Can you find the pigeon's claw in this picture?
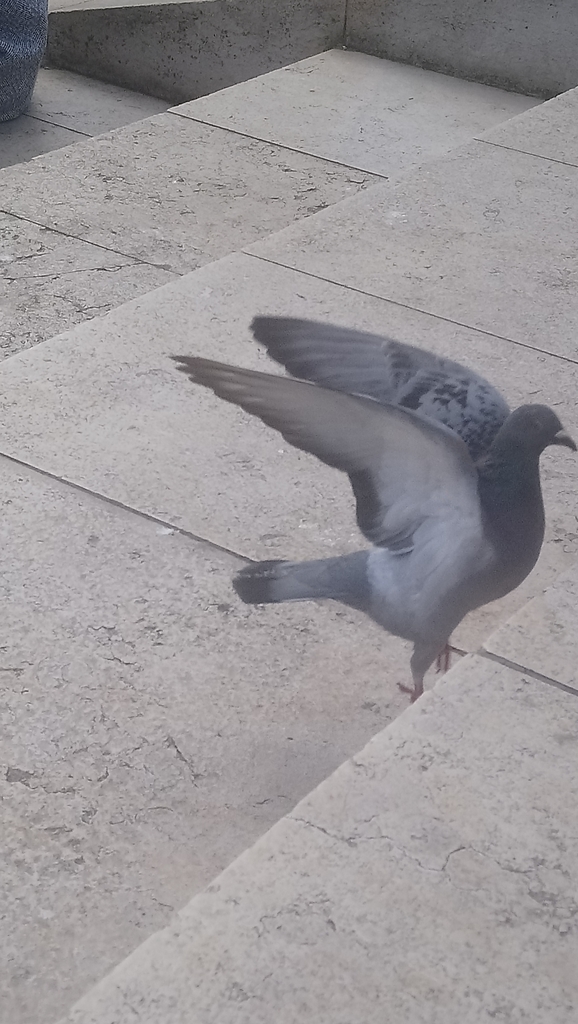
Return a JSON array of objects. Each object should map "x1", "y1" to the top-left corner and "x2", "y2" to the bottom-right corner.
[
  {"x1": 436, "y1": 643, "x2": 452, "y2": 674},
  {"x1": 397, "y1": 681, "x2": 422, "y2": 703}
]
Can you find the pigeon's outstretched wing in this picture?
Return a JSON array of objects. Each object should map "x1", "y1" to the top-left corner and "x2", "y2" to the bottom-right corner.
[
  {"x1": 251, "y1": 317, "x2": 510, "y2": 462},
  {"x1": 172, "y1": 356, "x2": 483, "y2": 553}
]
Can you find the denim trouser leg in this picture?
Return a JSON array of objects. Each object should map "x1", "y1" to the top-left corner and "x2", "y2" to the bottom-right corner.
[{"x1": 0, "y1": 0, "x2": 49, "y2": 122}]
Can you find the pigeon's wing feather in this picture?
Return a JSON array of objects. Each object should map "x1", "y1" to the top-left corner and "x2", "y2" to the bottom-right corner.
[
  {"x1": 251, "y1": 317, "x2": 510, "y2": 461},
  {"x1": 172, "y1": 356, "x2": 483, "y2": 551}
]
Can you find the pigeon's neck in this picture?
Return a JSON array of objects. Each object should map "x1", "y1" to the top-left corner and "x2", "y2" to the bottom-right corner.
[{"x1": 477, "y1": 445, "x2": 545, "y2": 579}]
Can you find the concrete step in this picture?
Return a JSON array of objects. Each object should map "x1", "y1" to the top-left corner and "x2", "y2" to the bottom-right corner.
[
  {"x1": 1, "y1": 87, "x2": 578, "y2": 1019},
  {"x1": 0, "y1": 453, "x2": 414, "y2": 1024},
  {"x1": 1, "y1": 53, "x2": 577, "y2": 1024},
  {"x1": 345, "y1": 0, "x2": 578, "y2": 98},
  {"x1": 247, "y1": 86, "x2": 578, "y2": 365},
  {"x1": 54, "y1": 588, "x2": 578, "y2": 1024},
  {"x1": 46, "y1": 0, "x2": 344, "y2": 103},
  {"x1": 0, "y1": 50, "x2": 535, "y2": 358},
  {"x1": 0, "y1": 67, "x2": 169, "y2": 169},
  {"x1": 45, "y1": 0, "x2": 578, "y2": 101},
  {"x1": 0, "y1": 249, "x2": 576, "y2": 650},
  {"x1": 171, "y1": 49, "x2": 537, "y2": 177}
]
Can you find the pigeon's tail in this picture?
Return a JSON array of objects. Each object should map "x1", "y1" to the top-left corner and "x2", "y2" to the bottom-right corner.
[
  {"x1": 233, "y1": 560, "x2": 293, "y2": 604},
  {"x1": 233, "y1": 552, "x2": 371, "y2": 612}
]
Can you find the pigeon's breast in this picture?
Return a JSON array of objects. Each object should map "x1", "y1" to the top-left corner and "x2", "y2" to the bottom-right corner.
[{"x1": 366, "y1": 521, "x2": 495, "y2": 645}]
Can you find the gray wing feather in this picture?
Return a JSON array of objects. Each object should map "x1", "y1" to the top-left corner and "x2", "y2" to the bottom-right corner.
[
  {"x1": 172, "y1": 356, "x2": 483, "y2": 552},
  {"x1": 251, "y1": 317, "x2": 510, "y2": 461}
]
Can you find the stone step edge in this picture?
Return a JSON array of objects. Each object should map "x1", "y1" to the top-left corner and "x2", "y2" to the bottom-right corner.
[{"x1": 54, "y1": 554, "x2": 577, "y2": 1023}]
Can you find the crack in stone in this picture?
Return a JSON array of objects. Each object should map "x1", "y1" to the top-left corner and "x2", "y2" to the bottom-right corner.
[
  {"x1": 145, "y1": 891, "x2": 175, "y2": 912},
  {"x1": 289, "y1": 815, "x2": 466, "y2": 872},
  {"x1": 102, "y1": 654, "x2": 137, "y2": 667},
  {"x1": 4, "y1": 264, "x2": 128, "y2": 281},
  {"x1": 165, "y1": 735, "x2": 203, "y2": 784},
  {"x1": 288, "y1": 815, "x2": 540, "y2": 884},
  {"x1": 51, "y1": 295, "x2": 112, "y2": 315},
  {"x1": 255, "y1": 896, "x2": 334, "y2": 940}
]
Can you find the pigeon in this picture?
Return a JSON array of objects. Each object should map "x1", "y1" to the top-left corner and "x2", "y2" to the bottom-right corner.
[{"x1": 172, "y1": 317, "x2": 576, "y2": 701}]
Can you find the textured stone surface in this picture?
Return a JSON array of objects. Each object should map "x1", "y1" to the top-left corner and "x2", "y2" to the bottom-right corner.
[
  {"x1": 1, "y1": 53, "x2": 535, "y2": 356},
  {"x1": 0, "y1": 251, "x2": 576, "y2": 653},
  {"x1": 57, "y1": 656, "x2": 578, "y2": 1024},
  {"x1": 482, "y1": 84, "x2": 578, "y2": 167},
  {"x1": 0, "y1": 212, "x2": 175, "y2": 356},
  {"x1": 0, "y1": 112, "x2": 378, "y2": 274},
  {"x1": 0, "y1": 115, "x2": 84, "y2": 171},
  {"x1": 47, "y1": 0, "x2": 344, "y2": 103},
  {"x1": 0, "y1": 457, "x2": 412, "y2": 1024},
  {"x1": 29, "y1": 67, "x2": 169, "y2": 135},
  {"x1": 345, "y1": 0, "x2": 578, "y2": 97},
  {"x1": 2, "y1": 41, "x2": 578, "y2": 1024},
  {"x1": 484, "y1": 560, "x2": 578, "y2": 693},
  {"x1": 249, "y1": 141, "x2": 578, "y2": 361},
  {"x1": 173, "y1": 49, "x2": 537, "y2": 177},
  {"x1": 0, "y1": 68, "x2": 169, "y2": 170}
]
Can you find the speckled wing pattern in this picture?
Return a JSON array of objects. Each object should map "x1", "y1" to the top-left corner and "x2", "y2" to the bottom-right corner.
[{"x1": 251, "y1": 317, "x2": 510, "y2": 463}]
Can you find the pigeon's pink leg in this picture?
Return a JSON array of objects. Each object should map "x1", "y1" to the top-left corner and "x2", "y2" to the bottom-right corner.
[
  {"x1": 398, "y1": 642, "x2": 450, "y2": 702},
  {"x1": 397, "y1": 663, "x2": 426, "y2": 703},
  {"x1": 436, "y1": 644, "x2": 452, "y2": 674},
  {"x1": 397, "y1": 681, "x2": 422, "y2": 703}
]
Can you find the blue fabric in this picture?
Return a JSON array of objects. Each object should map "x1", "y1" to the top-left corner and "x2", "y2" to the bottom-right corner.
[{"x1": 0, "y1": 0, "x2": 48, "y2": 122}]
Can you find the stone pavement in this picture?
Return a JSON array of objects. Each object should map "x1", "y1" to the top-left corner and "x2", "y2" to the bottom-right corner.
[
  {"x1": 0, "y1": 455, "x2": 413, "y2": 1024},
  {"x1": 0, "y1": 48, "x2": 577, "y2": 1024},
  {"x1": 0, "y1": 51, "x2": 535, "y2": 357},
  {"x1": 0, "y1": 67, "x2": 169, "y2": 169},
  {"x1": 57, "y1": 649, "x2": 578, "y2": 1024}
]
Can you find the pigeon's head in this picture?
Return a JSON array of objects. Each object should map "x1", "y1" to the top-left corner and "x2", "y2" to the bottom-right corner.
[{"x1": 504, "y1": 405, "x2": 576, "y2": 455}]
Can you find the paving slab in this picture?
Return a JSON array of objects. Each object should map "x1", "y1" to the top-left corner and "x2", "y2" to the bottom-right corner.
[
  {"x1": 481, "y1": 84, "x2": 578, "y2": 167},
  {"x1": 0, "y1": 115, "x2": 85, "y2": 171},
  {"x1": 345, "y1": 0, "x2": 578, "y2": 98},
  {"x1": 0, "y1": 212, "x2": 176, "y2": 356},
  {"x1": 0, "y1": 112, "x2": 378, "y2": 274},
  {"x1": 248, "y1": 141, "x2": 578, "y2": 361},
  {"x1": 0, "y1": 455, "x2": 415, "y2": 1024},
  {"x1": 0, "y1": 69, "x2": 170, "y2": 170},
  {"x1": 57, "y1": 655, "x2": 578, "y2": 1024},
  {"x1": 484, "y1": 560, "x2": 578, "y2": 694},
  {"x1": 29, "y1": 67, "x2": 169, "y2": 135},
  {"x1": 46, "y1": 0, "x2": 344, "y2": 104},
  {"x1": 172, "y1": 50, "x2": 538, "y2": 178},
  {"x1": 0, "y1": 251, "x2": 576, "y2": 655}
]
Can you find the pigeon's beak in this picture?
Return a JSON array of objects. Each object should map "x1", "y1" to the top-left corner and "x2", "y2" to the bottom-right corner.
[{"x1": 552, "y1": 429, "x2": 577, "y2": 451}]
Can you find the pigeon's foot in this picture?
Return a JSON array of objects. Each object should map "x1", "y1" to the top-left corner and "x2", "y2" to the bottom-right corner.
[
  {"x1": 397, "y1": 681, "x2": 422, "y2": 703},
  {"x1": 400, "y1": 644, "x2": 451, "y2": 701},
  {"x1": 436, "y1": 643, "x2": 452, "y2": 674}
]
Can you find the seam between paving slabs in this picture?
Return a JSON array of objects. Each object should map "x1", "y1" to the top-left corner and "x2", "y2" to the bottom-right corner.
[
  {"x1": 21, "y1": 113, "x2": 92, "y2": 137},
  {"x1": 475, "y1": 136, "x2": 578, "y2": 171},
  {"x1": 479, "y1": 649, "x2": 578, "y2": 699},
  {"x1": 0, "y1": 448, "x2": 252, "y2": 564},
  {"x1": 0, "y1": 208, "x2": 179, "y2": 273},
  {"x1": 243, "y1": 252, "x2": 578, "y2": 368},
  {"x1": 167, "y1": 109, "x2": 391, "y2": 180},
  {"x1": 1, "y1": 450, "x2": 575, "y2": 705}
]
